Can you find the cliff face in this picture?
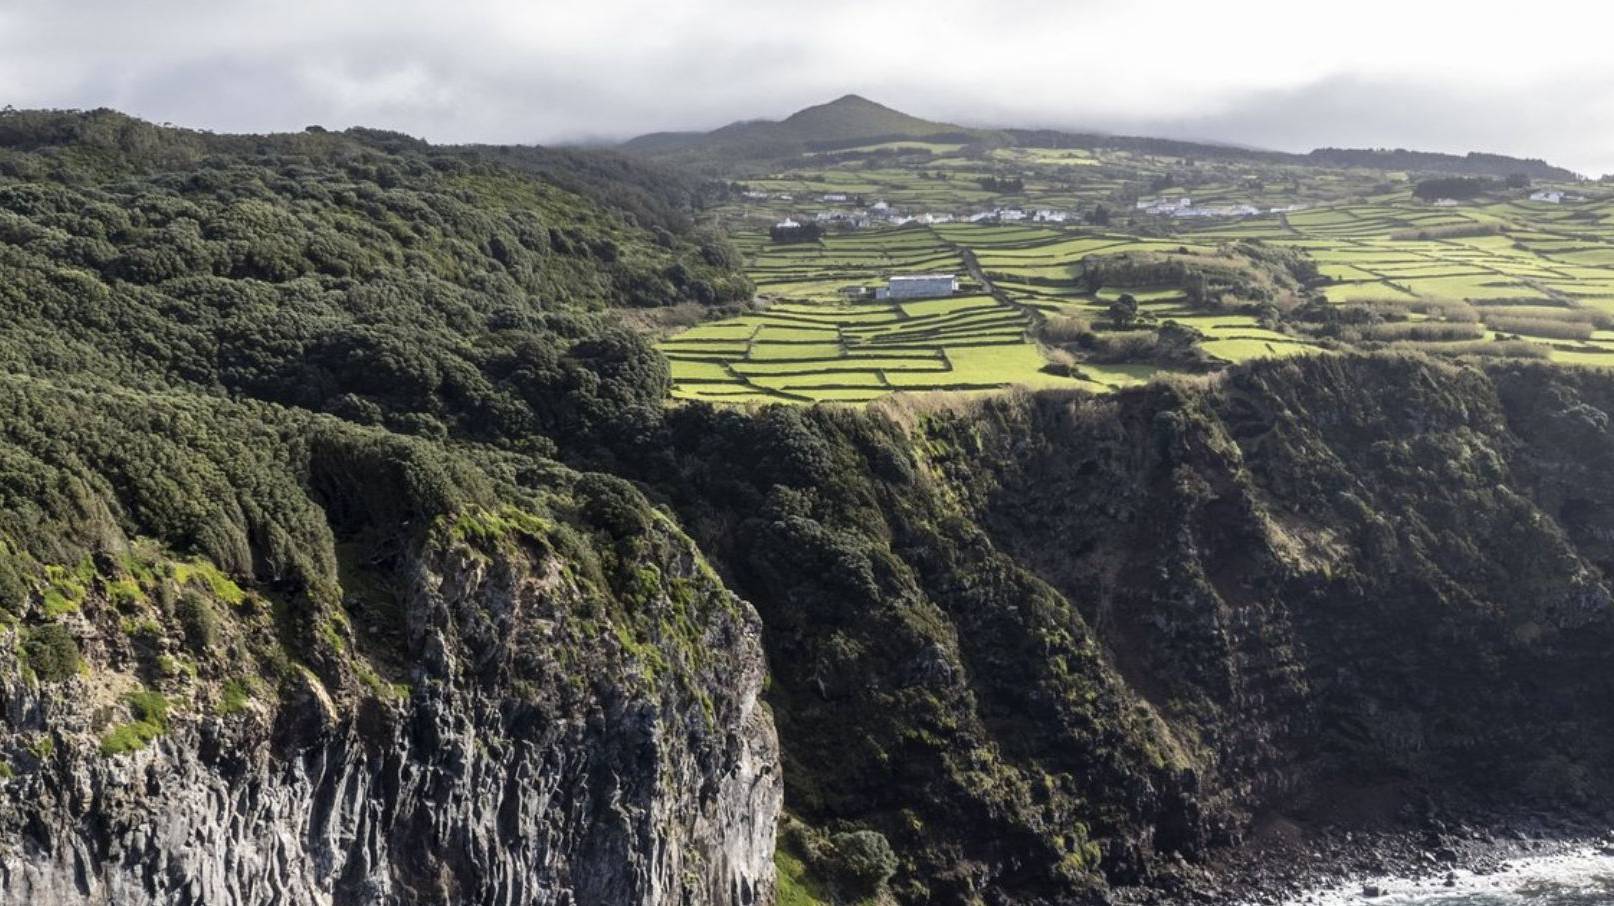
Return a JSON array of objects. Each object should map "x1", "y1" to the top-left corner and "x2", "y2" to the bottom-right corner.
[
  {"x1": 620, "y1": 353, "x2": 1614, "y2": 905},
  {"x1": 932, "y1": 355, "x2": 1614, "y2": 809},
  {"x1": 0, "y1": 503, "x2": 778, "y2": 906},
  {"x1": 2, "y1": 351, "x2": 1613, "y2": 906}
]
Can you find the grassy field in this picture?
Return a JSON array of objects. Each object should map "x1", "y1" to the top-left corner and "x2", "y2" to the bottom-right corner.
[
  {"x1": 680, "y1": 143, "x2": 1614, "y2": 404},
  {"x1": 660, "y1": 222, "x2": 1330, "y2": 402},
  {"x1": 660, "y1": 228, "x2": 1109, "y2": 402}
]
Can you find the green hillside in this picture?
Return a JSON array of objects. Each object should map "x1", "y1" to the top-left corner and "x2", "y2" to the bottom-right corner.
[
  {"x1": 776, "y1": 94, "x2": 966, "y2": 144},
  {"x1": 622, "y1": 94, "x2": 1002, "y2": 169},
  {"x1": 0, "y1": 105, "x2": 765, "y2": 747}
]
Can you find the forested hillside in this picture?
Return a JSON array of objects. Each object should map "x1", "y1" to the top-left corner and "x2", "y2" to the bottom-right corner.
[
  {"x1": 0, "y1": 109, "x2": 778, "y2": 905},
  {"x1": 0, "y1": 108, "x2": 750, "y2": 450},
  {"x1": 0, "y1": 110, "x2": 1612, "y2": 906}
]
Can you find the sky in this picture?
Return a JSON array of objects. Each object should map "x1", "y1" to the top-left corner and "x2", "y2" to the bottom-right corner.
[{"x1": 3, "y1": 0, "x2": 1613, "y2": 176}]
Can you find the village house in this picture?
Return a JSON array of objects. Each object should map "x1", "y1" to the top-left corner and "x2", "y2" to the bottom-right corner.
[
  {"x1": 822, "y1": 193, "x2": 848, "y2": 202},
  {"x1": 1140, "y1": 197, "x2": 1192, "y2": 216},
  {"x1": 875, "y1": 274, "x2": 958, "y2": 300},
  {"x1": 1175, "y1": 203, "x2": 1260, "y2": 219},
  {"x1": 775, "y1": 217, "x2": 800, "y2": 229},
  {"x1": 1530, "y1": 190, "x2": 1564, "y2": 204}
]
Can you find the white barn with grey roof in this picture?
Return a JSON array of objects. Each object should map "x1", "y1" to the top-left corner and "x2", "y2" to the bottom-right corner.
[{"x1": 875, "y1": 274, "x2": 958, "y2": 300}]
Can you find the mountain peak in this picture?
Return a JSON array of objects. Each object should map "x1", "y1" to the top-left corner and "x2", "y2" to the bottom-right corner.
[
  {"x1": 776, "y1": 95, "x2": 959, "y2": 142},
  {"x1": 783, "y1": 94, "x2": 901, "y2": 122},
  {"x1": 818, "y1": 93, "x2": 882, "y2": 109},
  {"x1": 620, "y1": 94, "x2": 986, "y2": 163}
]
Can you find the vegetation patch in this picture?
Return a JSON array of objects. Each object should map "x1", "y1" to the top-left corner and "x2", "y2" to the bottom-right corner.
[
  {"x1": 99, "y1": 688, "x2": 170, "y2": 756},
  {"x1": 20, "y1": 623, "x2": 80, "y2": 683}
]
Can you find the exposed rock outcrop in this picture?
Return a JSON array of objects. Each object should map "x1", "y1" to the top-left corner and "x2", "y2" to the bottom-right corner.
[{"x1": 0, "y1": 511, "x2": 779, "y2": 906}]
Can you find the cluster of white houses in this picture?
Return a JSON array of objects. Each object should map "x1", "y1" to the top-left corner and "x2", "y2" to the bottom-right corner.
[
  {"x1": 773, "y1": 200, "x2": 1076, "y2": 233},
  {"x1": 1135, "y1": 196, "x2": 1303, "y2": 219},
  {"x1": 1426, "y1": 190, "x2": 1586, "y2": 207},
  {"x1": 1528, "y1": 189, "x2": 1587, "y2": 204}
]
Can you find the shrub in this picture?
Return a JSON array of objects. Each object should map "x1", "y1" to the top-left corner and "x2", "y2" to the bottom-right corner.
[
  {"x1": 828, "y1": 829, "x2": 898, "y2": 896},
  {"x1": 1085, "y1": 330, "x2": 1160, "y2": 363},
  {"x1": 176, "y1": 589, "x2": 219, "y2": 652},
  {"x1": 1042, "y1": 314, "x2": 1092, "y2": 344},
  {"x1": 1356, "y1": 321, "x2": 1486, "y2": 343},
  {"x1": 21, "y1": 623, "x2": 80, "y2": 682},
  {"x1": 217, "y1": 678, "x2": 253, "y2": 715},
  {"x1": 1481, "y1": 316, "x2": 1594, "y2": 341},
  {"x1": 0, "y1": 550, "x2": 32, "y2": 617},
  {"x1": 1396, "y1": 339, "x2": 1549, "y2": 359},
  {"x1": 99, "y1": 688, "x2": 170, "y2": 756}
]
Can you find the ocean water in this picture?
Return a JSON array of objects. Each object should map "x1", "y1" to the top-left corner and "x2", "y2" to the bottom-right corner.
[{"x1": 1278, "y1": 848, "x2": 1614, "y2": 905}]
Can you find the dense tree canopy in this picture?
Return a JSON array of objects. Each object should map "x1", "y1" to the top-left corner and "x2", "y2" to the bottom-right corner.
[
  {"x1": 0, "y1": 108, "x2": 750, "y2": 452},
  {"x1": 0, "y1": 108, "x2": 756, "y2": 695}
]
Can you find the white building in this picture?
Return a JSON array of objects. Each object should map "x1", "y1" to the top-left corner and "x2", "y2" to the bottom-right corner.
[
  {"x1": 822, "y1": 193, "x2": 848, "y2": 202},
  {"x1": 1033, "y1": 209, "x2": 1070, "y2": 222},
  {"x1": 775, "y1": 218, "x2": 800, "y2": 229},
  {"x1": 1432, "y1": 198, "x2": 1459, "y2": 207},
  {"x1": 741, "y1": 190, "x2": 769, "y2": 200},
  {"x1": 1139, "y1": 197, "x2": 1192, "y2": 216},
  {"x1": 1530, "y1": 190, "x2": 1564, "y2": 203},
  {"x1": 1174, "y1": 204, "x2": 1261, "y2": 219},
  {"x1": 871, "y1": 200, "x2": 890, "y2": 212},
  {"x1": 875, "y1": 274, "x2": 958, "y2": 300},
  {"x1": 998, "y1": 208, "x2": 1027, "y2": 222}
]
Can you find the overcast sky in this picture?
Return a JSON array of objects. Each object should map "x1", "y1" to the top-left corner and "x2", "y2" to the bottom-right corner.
[{"x1": 4, "y1": 0, "x2": 1613, "y2": 176}]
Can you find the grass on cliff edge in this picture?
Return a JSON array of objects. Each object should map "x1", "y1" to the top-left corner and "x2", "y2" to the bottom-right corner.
[{"x1": 775, "y1": 848, "x2": 833, "y2": 906}]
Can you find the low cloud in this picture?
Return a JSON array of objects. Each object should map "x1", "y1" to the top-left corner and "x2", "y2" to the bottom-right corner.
[{"x1": 1, "y1": 0, "x2": 1610, "y2": 176}]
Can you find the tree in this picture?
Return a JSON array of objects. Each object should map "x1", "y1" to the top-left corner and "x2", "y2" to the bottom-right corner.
[
  {"x1": 1412, "y1": 176, "x2": 1494, "y2": 202},
  {"x1": 828, "y1": 830, "x2": 897, "y2": 898},
  {"x1": 1108, "y1": 293, "x2": 1139, "y2": 329},
  {"x1": 1088, "y1": 204, "x2": 1111, "y2": 226},
  {"x1": 770, "y1": 221, "x2": 822, "y2": 243}
]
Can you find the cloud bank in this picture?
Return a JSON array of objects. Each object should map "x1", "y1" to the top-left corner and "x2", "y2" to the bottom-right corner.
[{"x1": 2, "y1": 0, "x2": 1611, "y2": 175}]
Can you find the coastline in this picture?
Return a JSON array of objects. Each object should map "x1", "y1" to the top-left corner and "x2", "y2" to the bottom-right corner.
[{"x1": 1114, "y1": 808, "x2": 1614, "y2": 904}]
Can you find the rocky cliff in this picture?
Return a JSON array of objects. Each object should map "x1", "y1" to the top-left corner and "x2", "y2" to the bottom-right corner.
[
  {"x1": 0, "y1": 388, "x2": 779, "y2": 906},
  {"x1": 3, "y1": 352, "x2": 1613, "y2": 906},
  {"x1": 612, "y1": 352, "x2": 1614, "y2": 904}
]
